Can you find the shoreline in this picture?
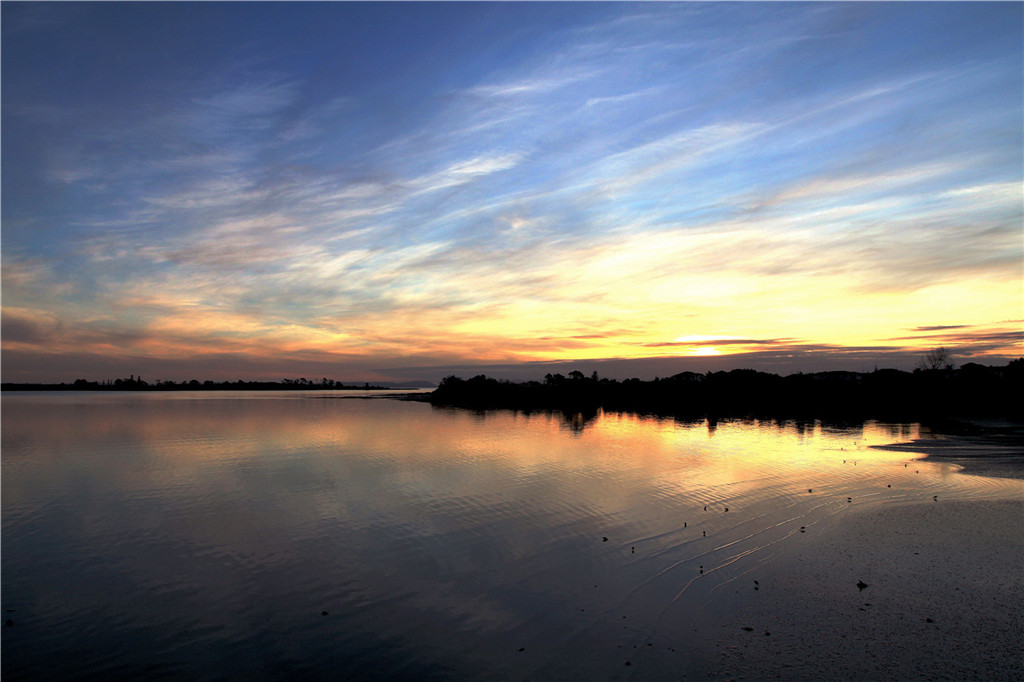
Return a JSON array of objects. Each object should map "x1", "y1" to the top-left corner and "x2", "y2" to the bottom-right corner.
[
  {"x1": 698, "y1": 431, "x2": 1024, "y2": 680},
  {"x1": 703, "y1": 497, "x2": 1024, "y2": 680},
  {"x1": 871, "y1": 426, "x2": 1024, "y2": 480}
]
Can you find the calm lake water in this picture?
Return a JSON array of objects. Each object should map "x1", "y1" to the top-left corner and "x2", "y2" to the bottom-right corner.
[{"x1": 3, "y1": 391, "x2": 1020, "y2": 681}]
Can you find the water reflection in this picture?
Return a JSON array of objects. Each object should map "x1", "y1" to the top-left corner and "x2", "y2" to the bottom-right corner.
[
  {"x1": 444, "y1": 405, "x2": 892, "y2": 441},
  {"x1": 2, "y1": 393, "x2": 1019, "y2": 681},
  {"x1": 449, "y1": 405, "x2": 602, "y2": 435}
]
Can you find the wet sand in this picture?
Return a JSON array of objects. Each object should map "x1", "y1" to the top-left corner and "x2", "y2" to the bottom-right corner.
[
  {"x1": 701, "y1": 436, "x2": 1024, "y2": 681},
  {"x1": 871, "y1": 432, "x2": 1024, "y2": 480}
]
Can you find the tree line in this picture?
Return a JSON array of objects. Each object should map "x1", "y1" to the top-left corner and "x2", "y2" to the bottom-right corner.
[
  {"x1": 1, "y1": 376, "x2": 388, "y2": 391},
  {"x1": 426, "y1": 360, "x2": 1023, "y2": 420}
]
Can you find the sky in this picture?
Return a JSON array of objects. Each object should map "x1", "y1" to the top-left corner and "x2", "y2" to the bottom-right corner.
[{"x1": 2, "y1": 2, "x2": 1022, "y2": 384}]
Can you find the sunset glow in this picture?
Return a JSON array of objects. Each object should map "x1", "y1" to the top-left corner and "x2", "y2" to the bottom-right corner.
[{"x1": 2, "y1": 2, "x2": 1021, "y2": 383}]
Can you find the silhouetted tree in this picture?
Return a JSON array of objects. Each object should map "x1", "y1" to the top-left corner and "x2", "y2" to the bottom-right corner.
[{"x1": 919, "y1": 346, "x2": 954, "y2": 371}]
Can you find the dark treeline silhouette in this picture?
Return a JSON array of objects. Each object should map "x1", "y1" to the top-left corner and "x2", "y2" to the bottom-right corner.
[
  {"x1": 426, "y1": 360, "x2": 1024, "y2": 421},
  {"x1": 1, "y1": 376, "x2": 399, "y2": 391}
]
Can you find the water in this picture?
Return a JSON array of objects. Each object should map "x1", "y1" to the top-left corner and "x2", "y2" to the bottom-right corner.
[{"x1": 3, "y1": 392, "x2": 1020, "y2": 680}]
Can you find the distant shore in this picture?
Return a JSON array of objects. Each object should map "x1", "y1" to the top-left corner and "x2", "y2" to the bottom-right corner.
[
  {"x1": 425, "y1": 363, "x2": 1023, "y2": 420},
  {"x1": 0, "y1": 379, "x2": 433, "y2": 392}
]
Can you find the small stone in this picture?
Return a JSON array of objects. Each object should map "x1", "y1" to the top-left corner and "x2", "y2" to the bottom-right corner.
[
  {"x1": 857, "y1": 580, "x2": 869, "y2": 590},
  {"x1": 321, "y1": 611, "x2": 329, "y2": 616},
  {"x1": 518, "y1": 647, "x2": 525, "y2": 652}
]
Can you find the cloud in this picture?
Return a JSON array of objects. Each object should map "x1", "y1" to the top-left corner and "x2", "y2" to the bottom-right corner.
[
  {"x1": 745, "y1": 161, "x2": 972, "y2": 214},
  {"x1": 467, "y1": 72, "x2": 591, "y2": 99},
  {"x1": 142, "y1": 177, "x2": 273, "y2": 212},
  {"x1": 409, "y1": 153, "x2": 524, "y2": 195},
  {"x1": 576, "y1": 121, "x2": 769, "y2": 197},
  {"x1": 887, "y1": 327, "x2": 1024, "y2": 348},
  {"x1": 584, "y1": 86, "x2": 665, "y2": 108},
  {"x1": 184, "y1": 78, "x2": 299, "y2": 137},
  {"x1": 1, "y1": 308, "x2": 64, "y2": 345},
  {"x1": 910, "y1": 325, "x2": 969, "y2": 332},
  {"x1": 638, "y1": 338, "x2": 791, "y2": 348}
]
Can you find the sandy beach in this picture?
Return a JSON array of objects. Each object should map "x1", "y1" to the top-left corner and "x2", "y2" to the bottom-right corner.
[{"x1": 699, "y1": 437, "x2": 1024, "y2": 681}]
